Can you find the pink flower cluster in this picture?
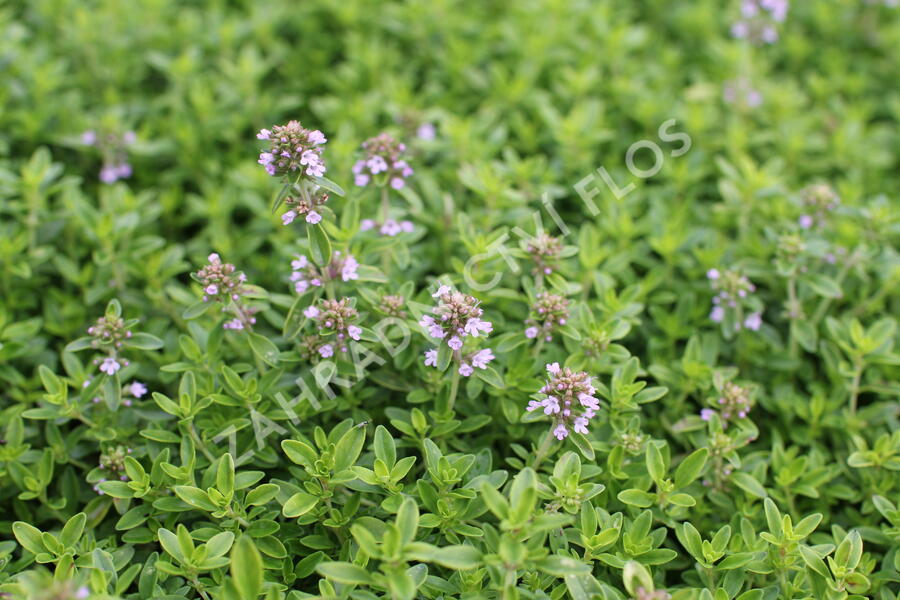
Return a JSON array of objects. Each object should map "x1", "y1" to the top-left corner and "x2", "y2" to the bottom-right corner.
[
  {"x1": 526, "y1": 232, "x2": 564, "y2": 276},
  {"x1": 82, "y1": 129, "x2": 136, "y2": 184},
  {"x1": 707, "y1": 268, "x2": 762, "y2": 331},
  {"x1": 701, "y1": 381, "x2": 754, "y2": 425},
  {"x1": 731, "y1": 0, "x2": 788, "y2": 44},
  {"x1": 360, "y1": 218, "x2": 414, "y2": 236},
  {"x1": 525, "y1": 292, "x2": 569, "y2": 342},
  {"x1": 257, "y1": 121, "x2": 327, "y2": 178},
  {"x1": 290, "y1": 251, "x2": 359, "y2": 295},
  {"x1": 421, "y1": 285, "x2": 495, "y2": 376},
  {"x1": 723, "y1": 78, "x2": 762, "y2": 109},
  {"x1": 302, "y1": 298, "x2": 362, "y2": 358},
  {"x1": 195, "y1": 253, "x2": 257, "y2": 330},
  {"x1": 86, "y1": 313, "x2": 136, "y2": 376},
  {"x1": 527, "y1": 363, "x2": 600, "y2": 440},
  {"x1": 798, "y1": 184, "x2": 839, "y2": 230},
  {"x1": 281, "y1": 188, "x2": 329, "y2": 226},
  {"x1": 353, "y1": 133, "x2": 414, "y2": 189}
]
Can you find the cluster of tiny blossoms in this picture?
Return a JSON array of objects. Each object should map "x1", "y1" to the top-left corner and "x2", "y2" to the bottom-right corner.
[
  {"x1": 378, "y1": 294, "x2": 407, "y2": 318},
  {"x1": 87, "y1": 315, "x2": 133, "y2": 375},
  {"x1": 82, "y1": 129, "x2": 136, "y2": 184},
  {"x1": 731, "y1": 0, "x2": 788, "y2": 44},
  {"x1": 707, "y1": 268, "x2": 762, "y2": 331},
  {"x1": 799, "y1": 184, "x2": 839, "y2": 230},
  {"x1": 701, "y1": 381, "x2": 754, "y2": 425},
  {"x1": 281, "y1": 188, "x2": 329, "y2": 226},
  {"x1": 360, "y1": 218, "x2": 414, "y2": 236},
  {"x1": 421, "y1": 285, "x2": 495, "y2": 377},
  {"x1": 527, "y1": 363, "x2": 600, "y2": 440},
  {"x1": 290, "y1": 251, "x2": 359, "y2": 294},
  {"x1": 303, "y1": 298, "x2": 362, "y2": 357},
  {"x1": 257, "y1": 121, "x2": 327, "y2": 178},
  {"x1": 723, "y1": 77, "x2": 762, "y2": 109},
  {"x1": 525, "y1": 292, "x2": 569, "y2": 342},
  {"x1": 93, "y1": 445, "x2": 133, "y2": 494},
  {"x1": 195, "y1": 253, "x2": 256, "y2": 330},
  {"x1": 353, "y1": 133, "x2": 414, "y2": 189},
  {"x1": 527, "y1": 233, "x2": 564, "y2": 275}
]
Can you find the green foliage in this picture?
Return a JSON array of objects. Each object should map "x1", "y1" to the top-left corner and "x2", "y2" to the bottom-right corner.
[{"x1": 0, "y1": 1, "x2": 898, "y2": 599}]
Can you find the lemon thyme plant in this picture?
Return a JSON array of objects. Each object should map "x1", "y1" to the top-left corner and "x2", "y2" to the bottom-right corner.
[{"x1": 1, "y1": 1, "x2": 899, "y2": 600}]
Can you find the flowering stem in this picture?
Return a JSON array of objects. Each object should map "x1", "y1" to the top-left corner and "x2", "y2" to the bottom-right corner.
[
  {"x1": 531, "y1": 338, "x2": 545, "y2": 359},
  {"x1": 786, "y1": 275, "x2": 799, "y2": 357},
  {"x1": 380, "y1": 186, "x2": 391, "y2": 272},
  {"x1": 445, "y1": 368, "x2": 461, "y2": 416},
  {"x1": 531, "y1": 430, "x2": 556, "y2": 471}
]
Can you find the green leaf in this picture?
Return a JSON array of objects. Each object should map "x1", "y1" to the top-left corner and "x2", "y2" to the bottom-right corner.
[
  {"x1": 126, "y1": 332, "x2": 164, "y2": 350},
  {"x1": 312, "y1": 176, "x2": 345, "y2": 197},
  {"x1": 396, "y1": 497, "x2": 419, "y2": 545},
  {"x1": 535, "y1": 555, "x2": 591, "y2": 576},
  {"x1": 730, "y1": 472, "x2": 767, "y2": 498},
  {"x1": 172, "y1": 486, "x2": 216, "y2": 511},
  {"x1": 13, "y1": 522, "x2": 46, "y2": 555},
  {"x1": 674, "y1": 448, "x2": 708, "y2": 489},
  {"x1": 248, "y1": 332, "x2": 280, "y2": 367},
  {"x1": 307, "y1": 222, "x2": 332, "y2": 267},
  {"x1": 245, "y1": 483, "x2": 280, "y2": 506},
  {"x1": 283, "y1": 492, "x2": 318, "y2": 518},
  {"x1": 231, "y1": 536, "x2": 263, "y2": 599},
  {"x1": 617, "y1": 489, "x2": 655, "y2": 507},
  {"x1": 803, "y1": 274, "x2": 842, "y2": 299},
  {"x1": 59, "y1": 513, "x2": 86, "y2": 548},
  {"x1": 333, "y1": 425, "x2": 366, "y2": 472},
  {"x1": 317, "y1": 561, "x2": 375, "y2": 585},
  {"x1": 182, "y1": 301, "x2": 211, "y2": 320},
  {"x1": 646, "y1": 442, "x2": 665, "y2": 484}
]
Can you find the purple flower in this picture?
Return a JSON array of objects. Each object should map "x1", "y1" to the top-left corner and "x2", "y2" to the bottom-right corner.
[
  {"x1": 223, "y1": 319, "x2": 244, "y2": 330},
  {"x1": 459, "y1": 363, "x2": 474, "y2": 377},
  {"x1": 348, "y1": 325, "x2": 362, "y2": 341},
  {"x1": 417, "y1": 123, "x2": 436, "y2": 141},
  {"x1": 129, "y1": 381, "x2": 148, "y2": 398},
  {"x1": 99, "y1": 165, "x2": 119, "y2": 184},
  {"x1": 525, "y1": 326, "x2": 539, "y2": 339},
  {"x1": 710, "y1": 306, "x2": 725, "y2": 323},
  {"x1": 81, "y1": 130, "x2": 97, "y2": 145},
  {"x1": 100, "y1": 358, "x2": 121, "y2": 375},
  {"x1": 282, "y1": 211, "x2": 297, "y2": 225},
  {"x1": 304, "y1": 306, "x2": 320, "y2": 319},
  {"x1": 306, "y1": 210, "x2": 322, "y2": 224},
  {"x1": 256, "y1": 121, "x2": 327, "y2": 178},
  {"x1": 448, "y1": 336, "x2": 463, "y2": 350},
  {"x1": 546, "y1": 362, "x2": 561, "y2": 374},
  {"x1": 470, "y1": 348, "x2": 494, "y2": 369},
  {"x1": 743, "y1": 312, "x2": 762, "y2": 331},
  {"x1": 424, "y1": 349, "x2": 438, "y2": 367},
  {"x1": 319, "y1": 344, "x2": 334, "y2": 358},
  {"x1": 353, "y1": 133, "x2": 414, "y2": 188},
  {"x1": 798, "y1": 214, "x2": 813, "y2": 229},
  {"x1": 700, "y1": 408, "x2": 716, "y2": 421},
  {"x1": 553, "y1": 424, "x2": 569, "y2": 440},
  {"x1": 707, "y1": 268, "x2": 720, "y2": 280}
]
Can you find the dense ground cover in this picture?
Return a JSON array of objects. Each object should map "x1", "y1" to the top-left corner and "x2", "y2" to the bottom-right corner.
[{"x1": 1, "y1": 1, "x2": 898, "y2": 599}]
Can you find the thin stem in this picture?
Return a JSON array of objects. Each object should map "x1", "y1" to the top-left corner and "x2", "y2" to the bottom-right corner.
[
  {"x1": 531, "y1": 430, "x2": 556, "y2": 471},
  {"x1": 380, "y1": 186, "x2": 391, "y2": 273},
  {"x1": 786, "y1": 275, "x2": 799, "y2": 357},
  {"x1": 848, "y1": 357, "x2": 864, "y2": 415},
  {"x1": 446, "y1": 368, "x2": 461, "y2": 416}
]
